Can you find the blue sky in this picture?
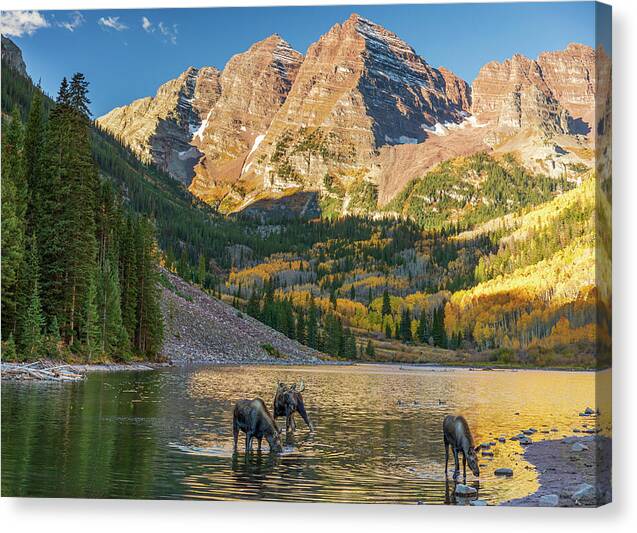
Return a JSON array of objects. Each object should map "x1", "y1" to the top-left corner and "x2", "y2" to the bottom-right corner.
[{"x1": 2, "y1": 2, "x2": 611, "y2": 117}]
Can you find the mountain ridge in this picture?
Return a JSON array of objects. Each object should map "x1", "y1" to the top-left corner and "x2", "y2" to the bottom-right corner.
[{"x1": 95, "y1": 14, "x2": 607, "y2": 217}]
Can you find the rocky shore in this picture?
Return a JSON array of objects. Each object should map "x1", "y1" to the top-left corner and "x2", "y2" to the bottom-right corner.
[{"x1": 504, "y1": 435, "x2": 612, "y2": 507}]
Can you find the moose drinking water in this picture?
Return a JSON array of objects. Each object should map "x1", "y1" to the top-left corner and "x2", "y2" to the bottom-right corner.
[
  {"x1": 443, "y1": 415, "x2": 481, "y2": 482},
  {"x1": 273, "y1": 381, "x2": 314, "y2": 433},
  {"x1": 233, "y1": 398, "x2": 283, "y2": 453}
]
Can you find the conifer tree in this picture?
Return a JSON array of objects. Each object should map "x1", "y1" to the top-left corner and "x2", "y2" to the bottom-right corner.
[
  {"x1": 20, "y1": 279, "x2": 44, "y2": 360},
  {"x1": 381, "y1": 288, "x2": 391, "y2": 317},
  {"x1": 1, "y1": 108, "x2": 26, "y2": 337}
]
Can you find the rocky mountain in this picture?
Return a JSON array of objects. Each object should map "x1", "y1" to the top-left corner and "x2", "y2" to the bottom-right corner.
[
  {"x1": 1, "y1": 36, "x2": 28, "y2": 78},
  {"x1": 97, "y1": 14, "x2": 609, "y2": 214},
  {"x1": 97, "y1": 66, "x2": 221, "y2": 184},
  {"x1": 470, "y1": 43, "x2": 610, "y2": 179},
  {"x1": 240, "y1": 14, "x2": 472, "y2": 206},
  {"x1": 188, "y1": 35, "x2": 303, "y2": 206}
]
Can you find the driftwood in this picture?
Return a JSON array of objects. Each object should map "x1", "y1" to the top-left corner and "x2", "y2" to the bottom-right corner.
[{"x1": 1, "y1": 361, "x2": 84, "y2": 382}]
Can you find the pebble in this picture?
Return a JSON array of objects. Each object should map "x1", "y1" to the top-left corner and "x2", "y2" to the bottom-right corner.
[
  {"x1": 498, "y1": 436, "x2": 506, "y2": 443},
  {"x1": 481, "y1": 451, "x2": 494, "y2": 457},
  {"x1": 539, "y1": 494, "x2": 560, "y2": 507},
  {"x1": 455, "y1": 484, "x2": 477, "y2": 496},
  {"x1": 571, "y1": 442, "x2": 589, "y2": 452},
  {"x1": 519, "y1": 437, "x2": 533, "y2": 445},
  {"x1": 494, "y1": 468, "x2": 513, "y2": 477},
  {"x1": 584, "y1": 407, "x2": 595, "y2": 415}
]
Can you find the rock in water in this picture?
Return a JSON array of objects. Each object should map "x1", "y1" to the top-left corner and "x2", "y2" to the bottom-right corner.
[
  {"x1": 470, "y1": 499, "x2": 488, "y2": 506},
  {"x1": 571, "y1": 442, "x2": 589, "y2": 452},
  {"x1": 494, "y1": 468, "x2": 513, "y2": 477},
  {"x1": 455, "y1": 484, "x2": 478, "y2": 496},
  {"x1": 539, "y1": 494, "x2": 560, "y2": 507},
  {"x1": 571, "y1": 483, "x2": 595, "y2": 505}
]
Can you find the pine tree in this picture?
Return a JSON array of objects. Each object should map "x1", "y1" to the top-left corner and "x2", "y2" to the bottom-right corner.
[
  {"x1": 417, "y1": 313, "x2": 428, "y2": 343},
  {"x1": 365, "y1": 340, "x2": 375, "y2": 358},
  {"x1": 400, "y1": 307, "x2": 412, "y2": 342},
  {"x1": 197, "y1": 254, "x2": 206, "y2": 287},
  {"x1": 20, "y1": 279, "x2": 44, "y2": 360},
  {"x1": 381, "y1": 288, "x2": 391, "y2": 317},
  {"x1": 307, "y1": 297, "x2": 318, "y2": 349},
  {"x1": 82, "y1": 273, "x2": 100, "y2": 360},
  {"x1": 97, "y1": 259, "x2": 127, "y2": 355},
  {"x1": 296, "y1": 309, "x2": 306, "y2": 344},
  {"x1": 1, "y1": 108, "x2": 26, "y2": 338}
]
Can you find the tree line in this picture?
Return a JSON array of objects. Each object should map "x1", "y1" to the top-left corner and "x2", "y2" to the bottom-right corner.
[{"x1": 2, "y1": 74, "x2": 163, "y2": 362}]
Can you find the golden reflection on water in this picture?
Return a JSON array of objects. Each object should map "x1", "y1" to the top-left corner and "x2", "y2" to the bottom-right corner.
[{"x1": 177, "y1": 364, "x2": 606, "y2": 504}]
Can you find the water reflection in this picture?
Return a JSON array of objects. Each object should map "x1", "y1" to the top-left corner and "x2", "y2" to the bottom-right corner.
[{"x1": 2, "y1": 364, "x2": 607, "y2": 504}]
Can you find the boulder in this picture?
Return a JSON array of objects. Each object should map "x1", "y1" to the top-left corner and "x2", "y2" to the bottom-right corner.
[
  {"x1": 539, "y1": 494, "x2": 560, "y2": 507},
  {"x1": 455, "y1": 484, "x2": 478, "y2": 496},
  {"x1": 571, "y1": 483, "x2": 595, "y2": 505}
]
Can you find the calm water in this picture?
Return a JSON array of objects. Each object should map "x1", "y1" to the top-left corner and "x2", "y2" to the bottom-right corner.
[{"x1": 1, "y1": 364, "x2": 610, "y2": 504}]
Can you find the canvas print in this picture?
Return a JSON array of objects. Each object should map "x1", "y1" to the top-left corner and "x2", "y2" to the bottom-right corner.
[{"x1": 1, "y1": 2, "x2": 611, "y2": 506}]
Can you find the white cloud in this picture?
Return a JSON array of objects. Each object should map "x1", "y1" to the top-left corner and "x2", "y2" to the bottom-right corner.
[
  {"x1": 57, "y1": 11, "x2": 84, "y2": 32},
  {"x1": 141, "y1": 16, "x2": 154, "y2": 33},
  {"x1": 98, "y1": 16, "x2": 127, "y2": 32},
  {"x1": 158, "y1": 21, "x2": 178, "y2": 45},
  {"x1": 0, "y1": 10, "x2": 49, "y2": 37}
]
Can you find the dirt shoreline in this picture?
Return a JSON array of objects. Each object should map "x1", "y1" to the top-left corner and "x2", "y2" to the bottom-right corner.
[{"x1": 503, "y1": 435, "x2": 612, "y2": 507}]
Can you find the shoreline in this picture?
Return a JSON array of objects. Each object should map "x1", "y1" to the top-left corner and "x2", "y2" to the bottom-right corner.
[
  {"x1": 503, "y1": 435, "x2": 612, "y2": 507},
  {"x1": 1, "y1": 358, "x2": 606, "y2": 381}
]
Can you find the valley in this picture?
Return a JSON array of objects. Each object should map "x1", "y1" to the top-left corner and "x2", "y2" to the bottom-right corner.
[{"x1": 1, "y1": 10, "x2": 611, "y2": 369}]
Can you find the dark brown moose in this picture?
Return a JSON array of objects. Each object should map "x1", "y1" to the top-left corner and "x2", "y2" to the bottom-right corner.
[
  {"x1": 233, "y1": 398, "x2": 283, "y2": 453},
  {"x1": 273, "y1": 381, "x2": 314, "y2": 433},
  {"x1": 443, "y1": 415, "x2": 481, "y2": 482}
]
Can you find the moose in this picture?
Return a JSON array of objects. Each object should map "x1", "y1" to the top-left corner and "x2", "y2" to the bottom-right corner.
[
  {"x1": 443, "y1": 415, "x2": 481, "y2": 482},
  {"x1": 233, "y1": 398, "x2": 283, "y2": 453},
  {"x1": 273, "y1": 381, "x2": 314, "y2": 433}
]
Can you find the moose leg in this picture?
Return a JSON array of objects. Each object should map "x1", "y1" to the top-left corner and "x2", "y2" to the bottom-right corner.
[
  {"x1": 444, "y1": 440, "x2": 450, "y2": 476},
  {"x1": 257, "y1": 437, "x2": 263, "y2": 452},
  {"x1": 233, "y1": 420, "x2": 239, "y2": 451},
  {"x1": 246, "y1": 433, "x2": 253, "y2": 452},
  {"x1": 296, "y1": 398, "x2": 314, "y2": 431},
  {"x1": 462, "y1": 452, "x2": 467, "y2": 483},
  {"x1": 452, "y1": 448, "x2": 460, "y2": 481}
]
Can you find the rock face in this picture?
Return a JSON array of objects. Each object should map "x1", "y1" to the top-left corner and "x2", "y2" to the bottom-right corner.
[
  {"x1": 243, "y1": 14, "x2": 471, "y2": 196},
  {"x1": 1, "y1": 36, "x2": 28, "y2": 78},
  {"x1": 472, "y1": 43, "x2": 609, "y2": 138},
  {"x1": 188, "y1": 35, "x2": 303, "y2": 206},
  {"x1": 472, "y1": 53, "x2": 570, "y2": 136},
  {"x1": 98, "y1": 15, "x2": 608, "y2": 213},
  {"x1": 97, "y1": 66, "x2": 221, "y2": 184}
]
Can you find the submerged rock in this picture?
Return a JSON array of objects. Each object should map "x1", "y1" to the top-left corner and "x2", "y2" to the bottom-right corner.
[
  {"x1": 494, "y1": 468, "x2": 513, "y2": 477},
  {"x1": 455, "y1": 484, "x2": 478, "y2": 496},
  {"x1": 539, "y1": 494, "x2": 560, "y2": 507},
  {"x1": 571, "y1": 483, "x2": 595, "y2": 505}
]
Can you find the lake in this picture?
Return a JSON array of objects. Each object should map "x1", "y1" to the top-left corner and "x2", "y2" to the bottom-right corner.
[{"x1": 1, "y1": 364, "x2": 610, "y2": 504}]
